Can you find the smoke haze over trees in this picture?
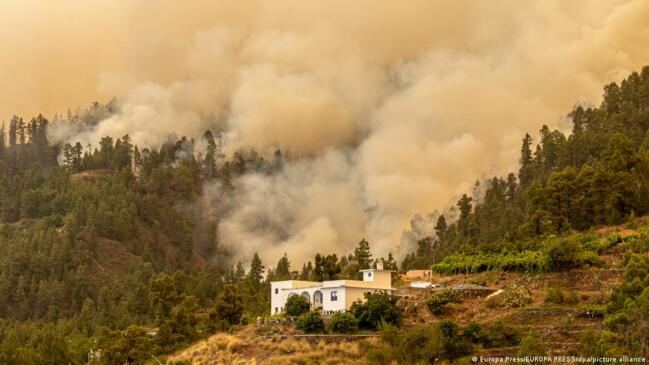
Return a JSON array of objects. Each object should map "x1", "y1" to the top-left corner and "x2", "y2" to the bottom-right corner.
[{"x1": 2, "y1": 1, "x2": 649, "y2": 264}]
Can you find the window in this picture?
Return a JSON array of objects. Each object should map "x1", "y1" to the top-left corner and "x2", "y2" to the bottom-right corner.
[
  {"x1": 368, "y1": 272, "x2": 372, "y2": 277},
  {"x1": 274, "y1": 288, "x2": 279, "y2": 294},
  {"x1": 331, "y1": 291, "x2": 338, "y2": 301}
]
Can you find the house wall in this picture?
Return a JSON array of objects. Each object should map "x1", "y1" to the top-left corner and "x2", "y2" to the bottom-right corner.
[
  {"x1": 321, "y1": 287, "x2": 346, "y2": 313},
  {"x1": 270, "y1": 272, "x2": 394, "y2": 315},
  {"x1": 344, "y1": 287, "x2": 391, "y2": 308},
  {"x1": 270, "y1": 281, "x2": 294, "y2": 315},
  {"x1": 270, "y1": 282, "x2": 324, "y2": 315}
]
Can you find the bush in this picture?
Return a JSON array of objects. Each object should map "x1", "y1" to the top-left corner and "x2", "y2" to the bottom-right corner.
[
  {"x1": 365, "y1": 346, "x2": 394, "y2": 365},
  {"x1": 327, "y1": 312, "x2": 358, "y2": 334},
  {"x1": 518, "y1": 332, "x2": 548, "y2": 360},
  {"x1": 350, "y1": 292, "x2": 401, "y2": 330},
  {"x1": 544, "y1": 288, "x2": 564, "y2": 304},
  {"x1": 427, "y1": 288, "x2": 463, "y2": 315},
  {"x1": 438, "y1": 320, "x2": 472, "y2": 359},
  {"x1": 295, "y1": 311, "x2": 324, "y2": 333},
  {"x1": 462, "y1": 322, "x2": 483, "y2": 343},
  {"x1": 478, "y1": 322, "x2": 521, "y2": 348},
  {"x1": 564, "y1": 290, "x2": 580, "y2": 305},
  {"x1": 545, "y1": 237, "x2": 584, "y2": 269},
  {"x1": 399, "y1": 325, "x2": 443, "y2": 364},
  {"x1": 499, "y1": 284, "x2": 532, "y2": 307},
  {"x1": 579, "y1": 305, "x2": 606, "y2": 318},
  {"x1": 284, "y1": 295, "x2": 310, "y2": 317}
]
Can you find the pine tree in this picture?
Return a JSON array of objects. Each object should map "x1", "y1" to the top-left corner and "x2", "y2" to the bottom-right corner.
[
  {"x1": 210, "y1": 284, "x2": 243, "y2": 327},
  {"x1": 133, "y1": 145, "x2": 142, "y2": 176},
  {"x1": 203, "y1": 130, "x2": 218, "y2": 178},
  {"x1": 8, "y1": 116, "x2": 18, "y2": 147},
  {"x1": 0, "y1": 122, "x2": 5, "y2": 159},
  {"x1": 457, "y1": 194, "x2": 473, "y2": 221},
  {"x1": 434, "y1": 215, "x2": 447, "y2": 241},
  {"x1": 300, "y1": 261, "x2": 313, "y2": 280},
  {"x1": 16, "y1": 117, "x2": 26, "y2": 144},
  {"x1": 354, "y1": 239, "x2": 372, "y2": 270},
  {"x1": 247, "y1": 253, "x2": 264, "y2": 288},
  {"x1": 519, "y1": 134, "x2": 534, "y2": 186},
  {"x1": 62, "y1": 143, "x2": 74, "y2": 167},
  {"x1": 506, "y1": 173, "x2": 517, "y2": 201},
  {"x1": 273, "y1": 253, "x2": 291, "y2": 281},
  {"x1": 314, "y1": 254, "x2": 324, "y2": 281}
]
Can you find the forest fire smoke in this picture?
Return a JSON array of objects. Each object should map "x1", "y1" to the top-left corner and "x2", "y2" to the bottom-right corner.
[{"x1": 2, "y1": 0, "x2": 649, "y2": 264}]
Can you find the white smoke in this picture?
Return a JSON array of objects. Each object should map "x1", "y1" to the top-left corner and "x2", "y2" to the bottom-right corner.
[{"x1": 4, "y1": 0, "x2": 648, "y2": 264}]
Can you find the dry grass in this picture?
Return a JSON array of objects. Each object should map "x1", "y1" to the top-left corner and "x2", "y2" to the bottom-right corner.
[
  {"x1": 262, "y1": 340, "x2": 367, "y2": 365},
  {"x1": 167, "y1": 334, "x2": 254, "y2": 365},
  {"x1": 167, "y1": 333, "x2": 369, "y2": 365}
]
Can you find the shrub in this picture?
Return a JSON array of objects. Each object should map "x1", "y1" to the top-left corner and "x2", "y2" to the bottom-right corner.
[
  {"x1": 427, "y1": 288, "x2": 463, "y2": 315},
  {"x1": 350, "y1": 292, "x2": 401, "y2": 330},
  {"x1": 295, "y1": 311, "x2": 324, "y2": 333},
  {"x1": 378, "y1": 322, "x2": 399, "y2": 346},
  {"x1": 564, "y1": 290, "x2": 580, "y2": 305},
  {"x1": 478, "y1": 322, "x2": 521, "y2": 348},
  {"x1": 499, "y1": 284, "x2": 532, "y2": 307},
  {"x1": 462, "y1": 322, "x2": 483, "y2": 343},
  {"x1": 579, "y1": 305, "x2": 606, "y2": 318},
  {"x1": 545, "y1": 237, "x2": 584, "y2": 269},
  {"x1": 327, "y1": 312, "x2": 358, "y2": 334},
  {"x1": 518, "y1": 332, "x2": 547, "y2": 360},
  {"x1": 365, "y1": 346, "x2": 394, "y2": 365},
  {"x1": 438, "y1": 320, "x2": 472, "y2": 359},
  {"x1": 544, "y1": 287, "x2": 564, "y2": 304},
  {"x1": 427, "y1": 294, "x2": 448, "y2": 315},
  {"x1": 399, "y1": 325, "x2": 443, "y2": 364},
  {"x1": 284, "y1": 295, "x2": 310, "y2": 317}
]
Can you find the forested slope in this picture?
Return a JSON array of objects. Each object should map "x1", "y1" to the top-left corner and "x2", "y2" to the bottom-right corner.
[
  {"x1": 402, "y1": 66, "x2": 649, "y2": 271},
  {"x1": 1, "y1": 66, "x2": 649, "y2": 364}
]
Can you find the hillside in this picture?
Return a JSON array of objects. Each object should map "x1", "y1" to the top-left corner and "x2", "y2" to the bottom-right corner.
[
  {"x1": 165, "y1": 221, "x2": 646, "y2": 364},
  {"x1": 1, "y1": 65, "x2": 649, "y2": 364}
]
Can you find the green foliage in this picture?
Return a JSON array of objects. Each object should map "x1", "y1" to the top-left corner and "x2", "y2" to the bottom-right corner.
[
  {"x1": 432, "y1": 250, "x2": 547, "y2": 275},
  {"x1": 438, "y1": 319, "x2": 473, "y2": 359},
  {"x1": 210, "y1": 284, "x2": 244, "y2": 329},
  {"x1": 4, "y1": 66, "x2": 649, "y2": 362},
  {"x1": 427, "y1": 288, "x2": 463, "y2": 315},
  {"x1": 354, "y1": 238, "x2": 373, "y2": 270},
  {"x1": 544, "y1": 287, "x2": 564, "y2": 304},
  {"x1": 327, "y1": 312, "x2": 358, "y2": 334},
  {"x1": 295, "y1": 311, "x2": 324, "y2": 334},
  {"x1": 350, "y1": 292, "x2": 401, "y2": 330},
  {"x1": 396, "y1": 325, "x2": 443, "y2": 364},
  {"x1": 518, "y1": 332, "x2": 548, "y2": 360},
  {"x1": 578, "y1": 305, "x2": 607, "y2": 319},
  {"x1": 545, "y1": 236, "x2": 587, "y2": 269},
  {"x1": 498, "y1": 284, "x2": 532, "y2": 308},
  {"x1": 431, "y1": 233, "x2": 604, "y2": 275},
  {"x1": 403, "y1": 66, "x2": 649, "y2": 273},
  {"x1": 284, "y1": 294, "x2": 310, "y2": 317},
  {"x1": 600, "y1": 252, "x2": 649, "y2": 356},
  {"x1": 468, "y1": 321, "x2": 521, "y2": 348}
]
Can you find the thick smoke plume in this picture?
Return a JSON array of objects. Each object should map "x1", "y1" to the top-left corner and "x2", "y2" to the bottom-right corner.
[{"x1": 3, "y1": 0, "x2": 649, "y2": 265}]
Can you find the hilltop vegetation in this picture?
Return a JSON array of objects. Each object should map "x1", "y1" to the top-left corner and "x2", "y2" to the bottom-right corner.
[
  {"x1": 0, "y1": 67, "x2": 649, "y2": 364},
  {"x1": 402, "y1": 65, "x2": 649, "y2": 271}
]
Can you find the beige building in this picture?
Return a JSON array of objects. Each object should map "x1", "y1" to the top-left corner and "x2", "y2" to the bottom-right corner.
[{"x1": 270, "y1": 264, "x2": 394, "y2": 315}]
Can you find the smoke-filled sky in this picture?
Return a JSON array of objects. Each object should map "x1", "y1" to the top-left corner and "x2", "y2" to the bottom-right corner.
[{"x1": 2, "y1": 0, "x2": 649, "y2": 265}]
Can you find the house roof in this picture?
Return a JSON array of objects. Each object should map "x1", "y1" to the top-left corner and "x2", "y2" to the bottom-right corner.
[{"x1": 278, "y1": 278, "x2": 393, "y2": 291}]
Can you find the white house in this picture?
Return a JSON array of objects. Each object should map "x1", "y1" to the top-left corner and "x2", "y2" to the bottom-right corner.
[{"x1": 270, "y1": 264, "x2": 394, "y2": 315}]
